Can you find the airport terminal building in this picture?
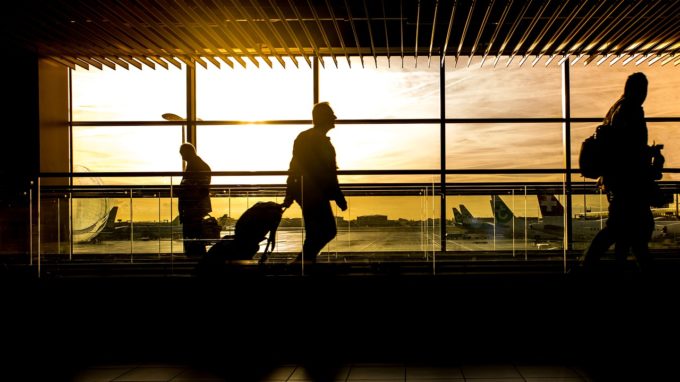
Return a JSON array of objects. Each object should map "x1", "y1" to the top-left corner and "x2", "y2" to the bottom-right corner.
[{"x1": 3, "y1": 1, "x2": 680, "y2": 380}]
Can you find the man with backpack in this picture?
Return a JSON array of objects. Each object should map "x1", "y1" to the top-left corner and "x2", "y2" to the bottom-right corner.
[
  {"x1": 178, "y1": 142, "x2": 212, "y2": 257},
  {"x1": 580, "y1": 72, "x2": 658, "y2": 272},
  {"x1": 283, "y1": 102, "x2": 348, "y2": 264}
]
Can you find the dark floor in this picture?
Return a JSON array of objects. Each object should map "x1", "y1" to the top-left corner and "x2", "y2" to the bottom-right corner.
[{"x1": 4, "y1": 265, "x2": 680, "y2": 381}]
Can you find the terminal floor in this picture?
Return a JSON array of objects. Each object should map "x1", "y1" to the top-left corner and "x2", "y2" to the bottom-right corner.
[{"x1": 4, "y1": 267, "x2": 680, "y2": 381}]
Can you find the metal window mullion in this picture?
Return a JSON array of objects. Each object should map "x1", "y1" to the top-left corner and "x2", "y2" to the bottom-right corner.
[
  {"x1": 561, "y1": 59, "x2": 573, "y2": 253},
  {"x1": 439, "y1": 56, "x2": 446, "y2": 253},
  {"x1": 186, "y1": 64, "x2": 196, "y2": 146}
]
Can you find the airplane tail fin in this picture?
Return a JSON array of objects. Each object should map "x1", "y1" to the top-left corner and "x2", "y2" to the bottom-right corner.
[
  {"x1": 459, "y1": 205, "x2": 474, "y2": 219},
  {"x1": 537, "y1": 194, "x2": 565, "y2": 227},
  {"x1": 452, "y1": 207, "x2": 464, "y2": 225},
  {"x1": 104, "y1": 206, "x2": 118, "y2": 230},
  {"x1": 491, "y1": 195, "x2": 515, "y2": 226},
  {"x1": 537, "y1": 194, "x2": 564, "y2": 217}
]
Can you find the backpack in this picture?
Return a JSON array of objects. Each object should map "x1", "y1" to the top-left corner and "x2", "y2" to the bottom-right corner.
[{"x1": 579, "y1": 123, "x2": 614, "y2": 179}]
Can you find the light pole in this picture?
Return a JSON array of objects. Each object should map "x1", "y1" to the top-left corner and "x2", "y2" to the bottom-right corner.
[{"x1": 162, "y1": 113, "x2": 186, "y2": 143}]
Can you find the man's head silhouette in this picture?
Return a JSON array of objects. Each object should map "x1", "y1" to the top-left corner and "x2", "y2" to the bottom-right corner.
[
  {"x1": 312, "y1": 102, "x2": 337, "y2": 131},
  {"x1": 624, "y1": 72, "x2": 648, "y2": 106},
  {"x1": 179, "y1": 142, "x2": 197, "y2": 161}
]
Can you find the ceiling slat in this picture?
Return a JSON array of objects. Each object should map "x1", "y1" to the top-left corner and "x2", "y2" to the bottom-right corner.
[
  {"x1": 210, "y1": 0, "x2": 271, "y2": 67},
  {"x1": 132, "y1": 1, "x2": 207, "y2": 68},
  {"x1": 166, "y1": 1, "x2": 236, "y2": 68},
  {"x1": 308, "y1": 0, "x2": 337, "y2": 67},
  {"x1": 230, "y1": 0, "x2": 285, "y2": 67},
  {"x1": 90, "y1": 0, "x2": 192, "y2": 68},
  {"x1": 557, "y1": 3, "x2": 610, "y2": 65},
  {"x1": 326, "y1": 0, "x2": 350, "y2": 67},
  {"x1": 88, "y1": 0, "x2": 188, "y2": 68},
  {"x1": 620, "y1": 5, "x2": 680, "y2": 56},
  {"x1": 526, "y1": 1, "x2": 586, "y2": 66},
  {"x1": 268, "y1": 0, "x2": 312, "y2": 68},
  {"x1": 427, "y1": 0, "x2": 439, "y2": 67},
  {"x1": 344, "y1": 0, "x2": 364, "y2": 67},
  {"x1": 493, "y1": 0, "x2": 531, "y2": 67},
  {"x1": 287, "y1": 0, "x2": 325, "y2": 68},
  {"x1": 120, "y1": 56, "x2": 144, "y2": 70},
  {"x1": 362, "y1": 0, "x2": 378, "y2": 67},
  {"x1": 8, "y1": 0, "x2": 680, "y2": 69},
  {"x1": 104, "y1": 56, "x2": 130, "y2": 70},
  {"x1": 455, "y1": 0, "x2": 476, "y2": 67},
  {"x1": 250, "y1": 0, "x2": 299, "y2": 67},
  {"x1": 509, "y1": 0, "x2": 551, "y2": 66},
  {"x1": 481, "y1": 0, "x2": 511, "y2": 67},
  {"x1": 92, "y1": 57, "x2": 117, "y2": 70},
  {"x1": 467, "y1": 0, "x2": 493, "y2": 67},
  {"x1": 380, "y1": 0, "x2": 391, "y2": 65},
  {"x1": 440, "y1": 0, "x2": 457, "y2": 66},
  {"x1": 570, "y1": 2, "x2": 640, "y2": 64},
  {"x1": 414, "y1": 0, "x2": 421, "y2": 63}
]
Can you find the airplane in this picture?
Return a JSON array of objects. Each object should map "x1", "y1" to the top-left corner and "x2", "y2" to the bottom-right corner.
[
  {"x1": 87, "y1": 206, "x2": 184, "y2": 242},
  {"x1": 447, "y1": 205, "x2": 495, "y2": 239},
  {"x1": 86, "y1": 208, "x2": 233, "y2": 243},
  {"x1": 73, "y1": 206, "x2": 118, "y2": 243},
  {"x1": 529, "y1": 194, "x2": 605, "y2": 242},
  {"x1": 489, "y1": 195, "x2": 539, "y2": 239},
  {"x1": 456, "y1": 205, "x2": 494, "y2": 231}
]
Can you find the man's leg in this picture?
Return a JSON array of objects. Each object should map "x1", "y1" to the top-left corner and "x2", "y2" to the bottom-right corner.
[
  {"x1": 581, "y1": 226, "x2": 614, "y2": 270},
  {"x1": 301, "y1": 201, "x2": 336, "y2": 262},
  {"x1": 183, "y1": 215, "x2": 206, "y2": 257}
]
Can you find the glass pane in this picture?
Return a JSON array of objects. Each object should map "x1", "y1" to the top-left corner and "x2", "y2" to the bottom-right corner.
[
  {"x1": 197, "y1": 124, "x2": 301, "y2": 173},
  {"x1": 332, "y1": 124, "x2": 440, "y2": 170},
  {"x1": 570, "y1": 62, "x2": 680, "y2": 117},
  {"x1": 444, "y1": 56, "x2": 562, "y2": 118},
  {"x1": 72, "y1": 66, "x2": 186, "y2": 121},
  {"x1": 198, "y1": 123, "x2": 440, "y2": 183},
  {"x1": 445, "y1": 192, "x2": 554, "y2": 254},
  {"x1": 73, "y1": 126, "x2": 183, "y2": 183},
  {"x1": 319, "y1": 56, "x2": 440, "y2": 119},
  {"x1": 446, "y1": 123, "x2": 564, "y2": 177},
  {"x1": 196, "y1": 57, "x2": 312, "y2": 121},
  {"x1": 571, "y1": 122, "x2": 680, "y2": 182}
]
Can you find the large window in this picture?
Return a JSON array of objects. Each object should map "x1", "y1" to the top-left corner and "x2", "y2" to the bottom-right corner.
[
  {"x1": 570, "y1": 63, "x2": 680, "y2": 118},
  {"x1": 64, "y1": 56, "x2": 680, "y2": 258},
  {"x1": 444, "y1": 56, "x2": 562, "y2": 118},
  {"x1": 320, "y1": 56, "x2": 440, "y2": 119},
  {"x1": 72, "y1": 66, "x2": 186, "y2": 121},
  {"x1": 196, "y1": 57, "x2": 312, "y2": 121}
]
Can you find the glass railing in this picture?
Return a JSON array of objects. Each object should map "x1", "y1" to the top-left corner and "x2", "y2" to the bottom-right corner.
[{"x1": 27, "y1": 172, "x2": 680, "y2": 277}]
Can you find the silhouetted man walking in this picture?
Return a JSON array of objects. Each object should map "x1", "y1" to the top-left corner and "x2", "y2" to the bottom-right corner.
[
  {"x1": 283, "y1": 102, "x2": 347, "y2": 264},
  {"x1": 581, "y1": 72, "x2": 655, "y2": 272},
  {"x1": 178, "y1": 143, "x2": 212, "y2": 257}
]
